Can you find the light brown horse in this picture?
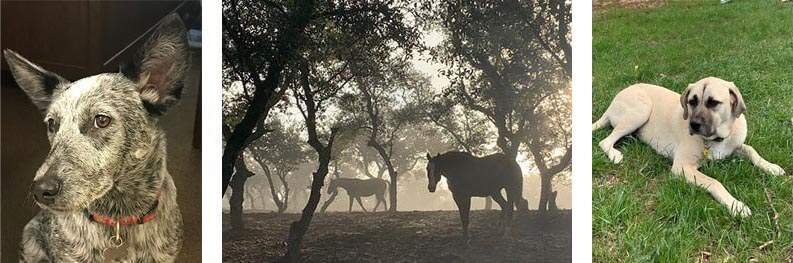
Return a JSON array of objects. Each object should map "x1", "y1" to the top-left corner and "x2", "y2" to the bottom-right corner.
[
  {"x1": 426, "y1": 151, "x2": 528, "y2": 243},
  {"x1": 325, "y1": 178, "x2": 389, "y2": 212}
]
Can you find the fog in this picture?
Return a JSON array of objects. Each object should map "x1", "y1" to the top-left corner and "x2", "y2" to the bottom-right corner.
[{"x1": 223, "y1": 154, "x2": 571, "y2": 213}]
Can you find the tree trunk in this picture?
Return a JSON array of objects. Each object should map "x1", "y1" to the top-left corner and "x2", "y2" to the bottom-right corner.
[
  {"x1": 282, "y1": 151, "x2": 331, "y2": 262},
  {"x1": 370, "y1": 143, "x2": 398, "y2": 212},
  {"x1": 278, "y1": 171, "x2": 291, "y2": 213},
  {"x1": 282, "y1": 53, "x2": 336, "y2": 262},
  {"x1": 229, "y1": 176, "x2": 245, "y2": 230},
  {"x1": 527, "y1": 141, "x2": 571, "y2": 212},
  {"x1": 537, "y1": 172, "x2": 553, "y2": 211},
  {"x1": 262, "y1": 164, "x2": 286, "y2": 213},
  {"x1": 258, "y1": 186, "x2": 268, "y2": 211},
  {"x1": 377, "y1": 166, "x2": 386, "y2": 179},
  {"x1": 388, "y1": 171, "x2": 397, "y2": 212},
  {"x1": 229, "y1": 161, "x2": 253, "y2": 231},
  {"x1": 250, "y1": 186, "x2": 262, "y2": 210},
  {"x1": 244, "y1": 186, "x2": 254, "y2": 210},
  {"x1": 283, "y1": 195, "x2": 290, "y2": 212}
]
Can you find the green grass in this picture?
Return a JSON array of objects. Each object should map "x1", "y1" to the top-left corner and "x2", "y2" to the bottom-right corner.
[{"x1": 593, "y1": 1, "x2": 793, "y2": 262}]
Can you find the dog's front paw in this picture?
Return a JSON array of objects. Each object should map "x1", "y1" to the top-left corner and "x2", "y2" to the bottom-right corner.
[
  {"x1": 763, "y1": 163, "x2": 785, "y2": 176},
  {"x1": 729, "y1": 200, "x2": 751, "y2": 218},
  {"x1": 606, "y1": 149, "x2": 623, "y2": 164}
]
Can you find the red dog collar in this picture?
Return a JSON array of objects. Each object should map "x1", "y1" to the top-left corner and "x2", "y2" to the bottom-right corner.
[{"x1": 88, "y1": 190, "x2": 162, "y2": 227}]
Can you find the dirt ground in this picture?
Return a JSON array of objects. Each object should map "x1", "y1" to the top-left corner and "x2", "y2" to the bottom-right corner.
[
  {"x1": 593, "y1": 0, "x2": 666, "y2": 10},
  {"x1": 223, "y1": 210, "x2": 571, "y2": 263}
]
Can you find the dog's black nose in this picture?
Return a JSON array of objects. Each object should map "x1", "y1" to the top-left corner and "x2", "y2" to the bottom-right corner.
[
  {"x1": 689, "y1": 121, "x2": 702, "y2": 132},
  {"x1": 32, "y1": 178, "x2": 61, "y2": 204}
]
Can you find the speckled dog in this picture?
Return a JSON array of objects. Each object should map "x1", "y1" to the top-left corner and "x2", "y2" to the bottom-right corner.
[{"x1": 4, "y1": 14, "x2": 187, "y2": 262}]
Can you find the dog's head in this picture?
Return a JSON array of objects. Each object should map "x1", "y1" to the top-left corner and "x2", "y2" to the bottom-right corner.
[
  {"x1": 3, "y1": 14, "x2": 188, "y2": 212},
  {"x1": 680, "y1": 77, "x2": 745, "y2": 140}
]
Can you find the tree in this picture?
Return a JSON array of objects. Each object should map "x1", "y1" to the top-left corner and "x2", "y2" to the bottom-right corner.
[
  {"x1": 419, "y1": 87, "x2": 498, "y2": 209},
  {"x1": 228, "y1": 152, "x2": 255, "y2": 231},
  {"x1": 283, "y1": 57, "x2": 343, "y2": 261},
  {"x1": 424, "y1": 0, "x2": 572, "y2": 210},
  {"x1": 337, "y1": 57, "x2": 427, "y2": 212},
  {"x1": 524, "y1": 87, "x2": 571, "y2": 211},
  {"x1": 270, "y1": 1, "x2": 421, "y2": 260},
  {"x1": 244, "y1": 179, "x2": 267, "y2": 210},
  {"x1": 249, "y1": 120, "x2": 309, "y2": 213},
  {"x1": 225, "y1": 0, "x2": 423, "y2": 260},
  {"x1": 221, "y1": 0, "x2": 315, "y2": 196},
  {"x1": 224, "y1": 115, "x2": 269, "y2": 231}
]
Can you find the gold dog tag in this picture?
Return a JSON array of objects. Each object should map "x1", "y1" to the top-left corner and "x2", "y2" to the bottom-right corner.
[{"x1": 702, "y1": 148, "x2": 710, "y2": 158}]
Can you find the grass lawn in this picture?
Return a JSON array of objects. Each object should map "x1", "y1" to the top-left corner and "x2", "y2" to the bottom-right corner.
[{"x1": 592, "y1": 1, "x2": 793, "y2": 262}]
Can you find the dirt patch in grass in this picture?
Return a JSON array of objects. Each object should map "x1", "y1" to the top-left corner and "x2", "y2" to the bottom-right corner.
[
  {"x1": 223, "y1": 210, "x2": 571, "y2": 262},
  {"x1": 594, "y1": 0, "x2": 666, "y2": 10}
]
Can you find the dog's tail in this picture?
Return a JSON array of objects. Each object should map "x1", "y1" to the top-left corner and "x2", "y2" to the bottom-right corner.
[{"x1": 592, "y1": 115, "x2": 609, "y2": 132}]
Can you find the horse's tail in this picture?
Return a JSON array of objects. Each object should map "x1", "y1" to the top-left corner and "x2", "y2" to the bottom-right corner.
[
  {"x1": 516, "y1": 177, "x2": 530, "y2": 211},
  {"x1": 512, "y1": 160, "x2": 530, "y2": 211}
]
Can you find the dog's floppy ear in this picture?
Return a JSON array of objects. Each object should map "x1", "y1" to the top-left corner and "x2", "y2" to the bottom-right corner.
[
  {"x1": 680, "y1": 84, "x2": 693, "y2": 120},
  {"x1": 728, "y1": 83, "x2": 746, "y2": 117},
  {"x1": 3, "y1": 49, "x2": 69, "y2": 114},
  {"x1": 126, "y1": 13, "x2": 189, "y2": 115}
]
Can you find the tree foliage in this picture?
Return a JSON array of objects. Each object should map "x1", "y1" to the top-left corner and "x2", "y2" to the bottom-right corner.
[
  {"x1": 420, "y1": 0, "x2": 572, "y2": 210},
  {"x1": 248, "y1": 119, "x2": 311, "y2": 213}
]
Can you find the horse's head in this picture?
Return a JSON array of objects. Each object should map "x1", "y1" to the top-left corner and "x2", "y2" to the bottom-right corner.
[
  {"x1": 327, "y1": 179, "x2": 337, "y2": 194},
  {"x1": 425, "y1": 152, "x2": 442, "y2": 192}
]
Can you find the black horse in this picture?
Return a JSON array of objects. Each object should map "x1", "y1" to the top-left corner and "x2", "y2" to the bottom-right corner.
[
  {"x1": 323, "y1": 178, "x2": 389, "y2": 212},
  {"x1": 426, "y1": 151, "x2": 528, "y2": 243}
]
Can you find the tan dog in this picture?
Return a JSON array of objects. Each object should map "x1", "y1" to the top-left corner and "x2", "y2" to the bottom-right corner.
[{"x1": 593, "y1": 77, "x2": 784, "y2": 217}]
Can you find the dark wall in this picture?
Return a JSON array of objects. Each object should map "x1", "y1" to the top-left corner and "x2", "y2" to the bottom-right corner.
[{"x1": 0, "y1": 1, "x2": 202, "y2": 262}]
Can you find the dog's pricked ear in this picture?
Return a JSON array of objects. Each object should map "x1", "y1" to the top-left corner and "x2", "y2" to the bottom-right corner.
[
  {"x1": 680, "y1": 84, "x2": 693, "y2": 120},
  {"x1": 729, "y1": 85, "x2": 746, "y2": 117},
  {"x1": 3, "y1": 49, "x2": 69, "y2": 113},
  {"x1": 129, "y1": 13, "x2": 189, "y2": 115}
]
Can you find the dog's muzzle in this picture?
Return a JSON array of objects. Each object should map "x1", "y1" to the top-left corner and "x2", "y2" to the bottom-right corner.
[{"x1": 688, "y1": 117, "x2": 714, "y2": 137}]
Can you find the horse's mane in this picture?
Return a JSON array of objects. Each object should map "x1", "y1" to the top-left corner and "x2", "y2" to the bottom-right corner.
[{"x1": 436, "y1": 151, "x2": 476, "y2": 162}]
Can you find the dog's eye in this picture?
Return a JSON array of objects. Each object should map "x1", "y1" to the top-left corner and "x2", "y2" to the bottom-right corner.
[
  {"x1": 94, "y1": 115, "x2": 112, "y2": 128},
  {"x1": 46, "y1": 118, "x2": 57, "y2": 133},
  {"x1": 688, "y1": 98, "x2": 698, "y2": 106},
  {"x1": 706, "y1": 99, "x2": 721, "y2": 108}
]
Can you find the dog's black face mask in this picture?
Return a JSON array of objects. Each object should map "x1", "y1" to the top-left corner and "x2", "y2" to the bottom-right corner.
[{"x1": 3, "y1": 14, "x2": 189, "y2": 211}]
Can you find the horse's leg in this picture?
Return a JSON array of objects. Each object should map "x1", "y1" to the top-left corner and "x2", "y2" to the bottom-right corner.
[
  {"x1": 320, "y1": 191, "x2": 338, "y2": 213},
  {"x1": 356, "y1": 197, "x2": 368, "y2": 212},
  {"x1": 453, "y1": 193, "x2": 472, "y2": 245},
  {"x1": 491, "y1": 192, "x2": 508, "y2": 229},
  {"x1": 374, "y1": 193, "x2": 385, "y2": 212},
  {"x1": 503, "y1": 188, "x2": 520, "y2": 238},
  {"x1": 348, "y1": 194, "x2": 354, "y2": 212},
  {"x1": 381, "y1": 194, "x2": 388, "y2": 211}
]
